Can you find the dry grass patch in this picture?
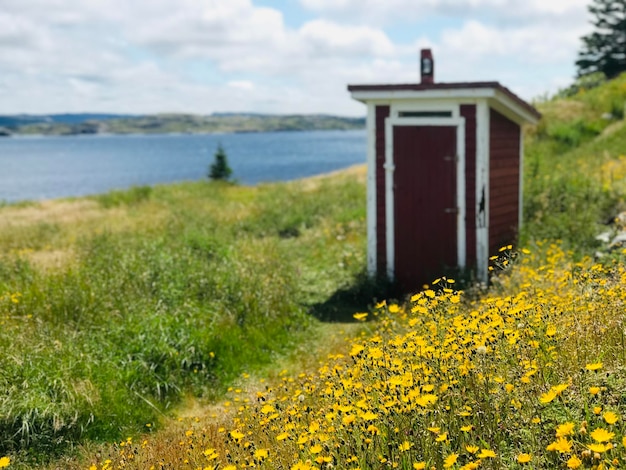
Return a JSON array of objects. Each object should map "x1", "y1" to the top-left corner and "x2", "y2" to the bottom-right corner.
[{"x1": 0, "y1": 200, "x2": 102, "y2": 228}]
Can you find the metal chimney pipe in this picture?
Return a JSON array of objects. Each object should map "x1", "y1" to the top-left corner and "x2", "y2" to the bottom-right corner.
[{"x1": 420, "y1": 49, "x2": 434, "y2": 84}]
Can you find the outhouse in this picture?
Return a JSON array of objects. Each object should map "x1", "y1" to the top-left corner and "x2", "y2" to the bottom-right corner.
[{"x1": 348, "y1": 49, "x2": 541, "y2": 291}]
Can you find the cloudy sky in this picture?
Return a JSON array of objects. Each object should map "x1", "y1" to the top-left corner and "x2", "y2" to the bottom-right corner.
[{"x1": 1, "y1": 0, "x2": 591, "y2": 117}]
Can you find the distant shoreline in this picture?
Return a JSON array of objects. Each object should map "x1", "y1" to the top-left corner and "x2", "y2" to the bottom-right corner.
[{"x1": 0, "y1": 113, "x2": 365, "y2": 137}]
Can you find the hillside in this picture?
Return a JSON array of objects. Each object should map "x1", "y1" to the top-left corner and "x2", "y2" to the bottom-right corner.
[
  {"x1": 0, "y1": 113, "x2": 365, "y2": 136},
  {"x1": 1, "y1": 75, "x2": 626, "y2": 469},
  {"x1": 522, "y1": 73, "x2": 626, "y2": 251}
]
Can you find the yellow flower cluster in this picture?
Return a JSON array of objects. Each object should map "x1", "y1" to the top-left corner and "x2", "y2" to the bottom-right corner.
[{"x1": 88, "y1": 244, "x2": 626, "y2": 470}]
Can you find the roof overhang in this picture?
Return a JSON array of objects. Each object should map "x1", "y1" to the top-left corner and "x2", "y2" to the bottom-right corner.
[{"x1": 348, "y1": 82, "x2": 541, "y2": 126}]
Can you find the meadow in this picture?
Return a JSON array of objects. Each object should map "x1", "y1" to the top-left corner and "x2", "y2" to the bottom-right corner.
[
  {"x1": 0, "y1": 167, "x2": 371, "y2": 465},
  {"x1": 2, "y1": 74, "x2": 626, "y2": 469}
]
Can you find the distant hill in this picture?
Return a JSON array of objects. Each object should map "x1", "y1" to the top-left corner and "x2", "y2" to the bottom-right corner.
[
  {"x1": 0, "y1": 113, "x2": 134, "y2": 128},
  {"x1": 0, "y1": 113, "x2": 365, "y2": 136}
]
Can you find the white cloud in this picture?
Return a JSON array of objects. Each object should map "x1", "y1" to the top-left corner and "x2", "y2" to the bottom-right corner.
[
  {"x1": 0, "y1": 0, "x2": 593, "y2": 115},
  {"x1": 228, "y1": 80, "x2": 255, "y2": 91},
  {"x1": 299, "y1": 0, "x2": 589, "y2": 23},
  {"x1": 438, "y1": 20, "x2": 587, "y2": 65},
  {"x1": 299, "y1": 20, "x2": 395, "y2": 57}
]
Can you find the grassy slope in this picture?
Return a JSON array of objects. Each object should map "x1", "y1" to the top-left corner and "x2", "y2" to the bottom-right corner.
[
  {"x1": 3, "y1": 75, "x2": 626, "y2": 468},
  {"x1": 522, "y1": 73, "x2": 626, "y2": 251},
  {"x1": 56, "y1": 76, "x2": 626, "y2": 470},
  {"x1": 0, "y1": 166, "x2": 374, "y2": 462},
  {"x1": 57, "y1": 77, "x2": 626, "y2": 470}
]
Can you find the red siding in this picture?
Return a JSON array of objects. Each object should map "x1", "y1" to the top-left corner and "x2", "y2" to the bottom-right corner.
[
  {"x1": 489, "y1": 109, "x2": 520, "y2": 253},
  {"x1": 460, "y1": 105, "x2": 476, "y2": 268},
  {"x1": 375, "y1": 105, "x2": 390, "y2": 275}
]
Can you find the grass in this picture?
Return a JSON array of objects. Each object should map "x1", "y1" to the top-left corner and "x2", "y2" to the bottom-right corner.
[
  {"x1": 3, "y1": 73, "x2": 626, "y2": 469},
  {"x1": 0, "y1": 166, "x2": 372, "y2": 464},
  {"x1": 74, "y1": 244, "x2": 626, "y2": 470},
  {"x1": 522, "y1": 73, "x2": 626, "y2": 252}
]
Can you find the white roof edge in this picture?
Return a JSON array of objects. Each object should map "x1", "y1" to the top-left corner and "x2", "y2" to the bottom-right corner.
[
  {"x1": 491, "y1": 89, "x2": 540, "y2": 125},
  {"x1": 349, "y1": 87, "x2": 540, "y2": 125},
  {"x1": 349, "y1": 88, "x2": 495, "y2": 102}
]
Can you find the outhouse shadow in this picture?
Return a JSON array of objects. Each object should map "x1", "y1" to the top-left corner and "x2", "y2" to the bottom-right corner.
[
  {"x1": 308, "y1": 265, "x2": 480, "y2": 323},
  {"x1": 307, "y1": 271, "x2": 398, "y2": 323}
]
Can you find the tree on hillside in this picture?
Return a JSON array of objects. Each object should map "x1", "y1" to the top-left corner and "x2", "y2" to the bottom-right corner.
[
  {"x1": 208, "y1": 143, "x2": 233, "y2": 181},
  {"x1": 576, "y1": 0, "x2": 626, "y2": 79}
]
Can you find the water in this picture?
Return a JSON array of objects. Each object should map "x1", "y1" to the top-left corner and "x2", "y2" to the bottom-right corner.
[{"x1": 0, "y1": 130, "x2": 366, "y2": 202}]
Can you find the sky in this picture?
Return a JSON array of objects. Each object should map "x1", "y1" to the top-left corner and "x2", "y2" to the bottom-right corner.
[{"x1": 0, "y1": 0, "x2": 592, "y2": 117}]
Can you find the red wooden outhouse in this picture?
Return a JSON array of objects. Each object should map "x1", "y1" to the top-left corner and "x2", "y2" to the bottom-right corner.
[{"x1": 348, "y1": 50, "x2": 541, "y2": 291}]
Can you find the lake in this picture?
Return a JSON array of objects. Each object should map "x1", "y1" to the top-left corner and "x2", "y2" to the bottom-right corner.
[{"x1": 0, "y1": 129, "x2": 366, "y2": 203}]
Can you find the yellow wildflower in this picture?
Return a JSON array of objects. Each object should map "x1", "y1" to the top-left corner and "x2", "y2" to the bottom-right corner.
[
  {"x1": 589, "y1": 386, "x2": 601, "y2": 395},
  {"x1": 591, "y1": 428, "x2": 615, "y2": 443},
  {"x1": 546, "y1": 437, "x2": 572, "y2": 453},
  {"x1": 291, "y1": 461, "x2": 313, "y2": 470},
  {"x1": 517, "y1": 453, "x2": 532, "y2": 464},
  {"x1": 310, "y1": 444, "x2": 323, "y2": 454},
  {"x1": 0, "y1": 458, "x2": 10, "y2": 469},
  {"x1": 443, "y1": 453, "x2": 459, "y2": 468},
  {"x1": 585, "y1": 362, "x2": 603, "y2": 371},
  {"x1": 478, "y1": 449, "x2": 496, "y2": 458},
  {"x1": 552, "y1": 383, "x2": 569, "y2": 395},
  {"x1": 588, "y1": 443, "x2": 610, "y2": 453},
  {"x1": 603, "y1": 411, "x2": 619, "y2": 425},
  {"x1": 567, "y1": 455, "x2": 582, "y2": 469},
  {"x1": 556, "y1": 422, "x2": 576, "y2": 437},
  {"x1": 413, "y1": 463, "x2": 426, "y2": 470},
  {"x1": 539, "y1": 389, "x2": 557, "y2": 404},
  {"x1": 342, "y1": 414, "x2": 355, "y2": 426},
  {"x1": 361, "y1": 411, "x2": 378, "y2": 421},
  {"x1": 399, "y1": 441, "x2": 413, "y2": 452}
]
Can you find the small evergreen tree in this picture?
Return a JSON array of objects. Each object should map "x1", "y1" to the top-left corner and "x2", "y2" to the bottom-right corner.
[
  {"x1": 576, "y1": 0, "x2": 626, "y2": 79},
  {"x1": 208, "y1": 143, "x2": 233, "y2": 181}
]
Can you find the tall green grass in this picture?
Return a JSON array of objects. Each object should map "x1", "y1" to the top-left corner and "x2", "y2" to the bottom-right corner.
[
  {"x1": 0, "y1": 173, "x2": 367, "y2": 459},
  {"x1": 522, "y1": 73, "x2": 626, "y2": 251}
]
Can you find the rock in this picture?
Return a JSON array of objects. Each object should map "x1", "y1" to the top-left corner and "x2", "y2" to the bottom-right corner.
[
  {"x1": 596, "y1": 230, "x2": 612, "y2": 243},
  {"x1": 0, "y1": 127, "x2": 12, "y2": 136},
  {"x1": 610, "y1": 231, "x2": 626, "y2": 247}
]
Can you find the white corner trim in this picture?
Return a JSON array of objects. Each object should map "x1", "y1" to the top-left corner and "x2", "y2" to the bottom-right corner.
[
  {"x1": 519, "y1": 126, "x2": 524, "y2": 233},
  {"x1": 456, "y1": 122, "x2": 466, "y2": 269},
  {"x1": 384, "y1": 119, "x2": 395, "y2": 281},
  {"x1": 475, "y1": 101, "x2": 490, "y2": 283},
  {"x1": 384, "y1": 107, "x2": 466, "y2": 282},
  {"x1": 366, "y1": 102, "x2": 377, "y2": 278}
]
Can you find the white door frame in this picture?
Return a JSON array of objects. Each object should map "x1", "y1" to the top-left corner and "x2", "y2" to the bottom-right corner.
[{"x1": 384, "y1": 113, "x2": 466, "y2": 282}]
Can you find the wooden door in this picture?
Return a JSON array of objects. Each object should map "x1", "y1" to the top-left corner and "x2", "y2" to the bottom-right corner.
[{"x1": 393, "y1": 125, "x2": 457, "y2": 291}]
